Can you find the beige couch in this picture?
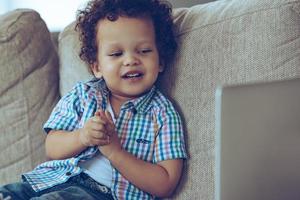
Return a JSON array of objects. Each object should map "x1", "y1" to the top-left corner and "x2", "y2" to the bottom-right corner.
[{"x1": 0, "y1": 0, "x2": 299, "y2": 199}]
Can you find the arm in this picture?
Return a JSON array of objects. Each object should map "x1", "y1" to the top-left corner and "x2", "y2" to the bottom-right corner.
[
  {"x1": 45, "y1": 129, "x2": 85, "y2": 160},
  {"x1": 98, "y1": 110, "x2": 184, "y2": 197},
  {"x1": 46, "y1": 111, "x2": 111, "y2": 160},
  {"x1": 109, "y1": 148, "x2": 183, "y2": 197}
]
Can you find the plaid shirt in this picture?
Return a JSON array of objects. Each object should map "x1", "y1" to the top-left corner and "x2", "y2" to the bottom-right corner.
[{"x1": 22, "y1": 78, "x2": 187, "y2": 200}]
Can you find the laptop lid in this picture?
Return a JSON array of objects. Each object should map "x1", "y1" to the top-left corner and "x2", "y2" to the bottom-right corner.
[{"x1": 215, "y1": 78, "x2": 300, "y2": 200}]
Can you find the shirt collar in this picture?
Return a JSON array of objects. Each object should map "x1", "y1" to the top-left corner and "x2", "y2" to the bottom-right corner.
[
  {"x1": 86, "y1": 77, "x2": 156, "y2": 114},
  {"x1": 121, "y1": 86, "x2": 156, "y2": 114}
]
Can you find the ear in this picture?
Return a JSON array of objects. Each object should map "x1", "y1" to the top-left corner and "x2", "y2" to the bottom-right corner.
[
  {"x1": 159, "y1": 63, "x2": 164, "y2": 72},
  {"x1": 91, "y1": 62, "x2": 102, "y2": 78},
  {"x1": 159, "y1": 60, "x2": 164, "y2": 72}
]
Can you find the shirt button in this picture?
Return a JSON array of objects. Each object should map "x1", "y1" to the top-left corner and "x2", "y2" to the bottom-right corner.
[
  {"x1": 65, "y1": 172, "x2": 72, "y2": 176},
  {"x1": 132, "y1": 108, "x2": 137, "y2": 114}
]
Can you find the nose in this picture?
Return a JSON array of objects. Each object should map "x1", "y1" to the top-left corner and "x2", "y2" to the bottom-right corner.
[{"x1": 123, "y1": 53, "x2": 140, "y2": 66}]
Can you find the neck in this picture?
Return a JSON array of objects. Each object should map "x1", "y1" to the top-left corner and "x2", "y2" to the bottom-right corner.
[{"x1": 109, "y1": 93, "x2": 133, "y2": 117}]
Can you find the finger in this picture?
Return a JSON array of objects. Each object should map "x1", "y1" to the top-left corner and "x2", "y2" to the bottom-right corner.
[
  {"x1": 96, "y1": 139, "x2": 110, "y2": 146},
  {"x1": 95, "y1": 108, "x2": 107, "y2": 119},
  {"x1": 90, "y1": 137, "x2": 110, "y2": 146},
  {"x1": 90, "y1": 123, "x2": 106, "y2": 132},
  {"x1": 104, "y1": 110, "x2": 115, "y2": 136},
  {"x1": 94, "y1": 110, "x2": 101, "y2": 117},
  {"x1": 105, "y1": 110, "x2": 114, "y2": 124},
  {"x1": 91, "y1": 116, "x2": 105, "y2": 123},
  {"x1": 98, "y1": 109, "x2": 107, "y2": 119},
  {"x1": 90, "y1": 130, "x2": 107, "y2": 139}
]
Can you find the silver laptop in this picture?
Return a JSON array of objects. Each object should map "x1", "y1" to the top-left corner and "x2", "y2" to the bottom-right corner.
[{"x1": 215, "y1": 78, "x2": 300, "y2": 200}]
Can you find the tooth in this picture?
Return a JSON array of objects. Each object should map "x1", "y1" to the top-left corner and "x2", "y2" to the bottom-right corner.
[{"x1": 127, "y1": 73, "x2": 139, "y2": 77}]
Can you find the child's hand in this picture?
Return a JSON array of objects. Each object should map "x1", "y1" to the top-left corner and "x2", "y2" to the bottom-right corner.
[
  {"x1": 78, "y1": 110, "x2": 111, "y2": 147},
  {"x1": 98, "y1": 110, "x2": 122, "y2": 160}
]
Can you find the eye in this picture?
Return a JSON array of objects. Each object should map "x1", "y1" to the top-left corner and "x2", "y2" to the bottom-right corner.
[
  {"x1": 108, "y1": 51, "x2": 123, "y2": 57},
  {"x1": 139, "y1": 49, "x2": 152, "y2": 54}
]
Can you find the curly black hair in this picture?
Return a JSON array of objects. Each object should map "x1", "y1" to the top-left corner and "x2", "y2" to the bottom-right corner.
[{"x1": 75, "y1": 0, "x2": 177, "y2": 73}]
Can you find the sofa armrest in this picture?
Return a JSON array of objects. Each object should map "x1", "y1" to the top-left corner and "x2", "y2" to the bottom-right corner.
[{"x1": 0, "y1": 9, "x2": 60, "y2": 184}]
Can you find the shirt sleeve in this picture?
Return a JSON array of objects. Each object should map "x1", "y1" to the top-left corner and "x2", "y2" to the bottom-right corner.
[
  {"x1": 43, "y1": 83, "x2": 84, "y2": 133},
  {"x1": 153, "y1": 102, "x2": 187, "y2": 163}
]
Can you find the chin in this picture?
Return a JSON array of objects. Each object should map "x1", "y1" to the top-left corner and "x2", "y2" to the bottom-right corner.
[
  {"x1": 121, "y1": 91, "x2": 147, "y2": 99},
  {"x1": 125, "y1": 92, "x2": 144, "y2": 99}
]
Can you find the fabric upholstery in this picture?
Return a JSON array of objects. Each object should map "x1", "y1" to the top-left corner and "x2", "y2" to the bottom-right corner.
[
  {"x1": 0, "y1": 0, "x2": 299, "y2": 199},
  {"x1": 0, "y1": 9, "x2": 59, "y2": 184},
  {"x1": 164, "y1": 0, "x2": 300, "y2": 199},
  {"x1": 58, "y1": 0, "x2": 300, "y2": 198},
  {"x1": 58, "y1": 23, "x2": 92, "y2": 96}
]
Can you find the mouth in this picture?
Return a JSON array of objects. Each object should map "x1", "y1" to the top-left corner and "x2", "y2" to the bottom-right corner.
[{"x1": 121, "y1": 71, "x2": 143, "y2": 79}]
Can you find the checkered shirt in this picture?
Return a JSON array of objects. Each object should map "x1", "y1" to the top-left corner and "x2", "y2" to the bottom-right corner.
[{"x1": 22, "y1": 78, "x2": 187, "y2": 200}]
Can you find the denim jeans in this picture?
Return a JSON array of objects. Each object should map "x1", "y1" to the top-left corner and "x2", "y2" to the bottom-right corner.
[{"x1": 0, "y1": 173, "x2": 114, "y2": 200}]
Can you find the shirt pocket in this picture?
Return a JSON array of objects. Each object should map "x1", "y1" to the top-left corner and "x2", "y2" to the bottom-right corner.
[{"x1": 120, "y1": 114, "x2": 159, "y2": 162}]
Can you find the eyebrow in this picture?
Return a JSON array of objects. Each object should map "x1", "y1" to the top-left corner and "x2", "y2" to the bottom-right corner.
[{"x1": 101, "y1": 41, "x2": 155, "y2": 50}]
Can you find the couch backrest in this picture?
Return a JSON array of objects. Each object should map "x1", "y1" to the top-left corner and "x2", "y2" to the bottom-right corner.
[
  {"x1": 159, "y1": 0, "x2": 300, "y2": 199},
  {"x1": 58, "y1": 0, "x2": 300, "y2": 199}
]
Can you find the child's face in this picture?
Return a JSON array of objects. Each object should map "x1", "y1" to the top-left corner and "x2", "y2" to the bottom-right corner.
[{"x1": 92, "y1": 16, "x2": 162, "y2": 101}]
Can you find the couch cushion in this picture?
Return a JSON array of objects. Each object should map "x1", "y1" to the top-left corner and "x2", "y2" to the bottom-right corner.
[
  {"x1": 58, "y1": 22, "x2": 92, "y2": 96},
  {"x1": 0, "y1": 9, "x2": 59, "y2": 184},
  {"x1": 58, "y1": 0, "x2": 300, "y2": 199},
  {"x1": 160, "y1": 0, "x2": 300, "y2": 199}
]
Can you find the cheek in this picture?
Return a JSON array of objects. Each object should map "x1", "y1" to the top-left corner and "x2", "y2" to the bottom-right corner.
[
  {"x1": 101, "y1": 65, "x2": 120, "y2": 82},
  {"x1": 99, "y1": 61, "x2": 117, "y2": 73}
]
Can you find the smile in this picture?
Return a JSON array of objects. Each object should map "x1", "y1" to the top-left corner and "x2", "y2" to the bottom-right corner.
[{"x1": 121, "y1": 72, "x2": 143, "y2": 79}]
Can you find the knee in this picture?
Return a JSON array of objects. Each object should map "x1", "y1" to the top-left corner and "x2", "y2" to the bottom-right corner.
[
  {"x1": 0, "y1": 182, "x2": 34, "y2": 199},
  {"x1": 0, "y1": 184, "x2": 13, "y2": 199}
]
